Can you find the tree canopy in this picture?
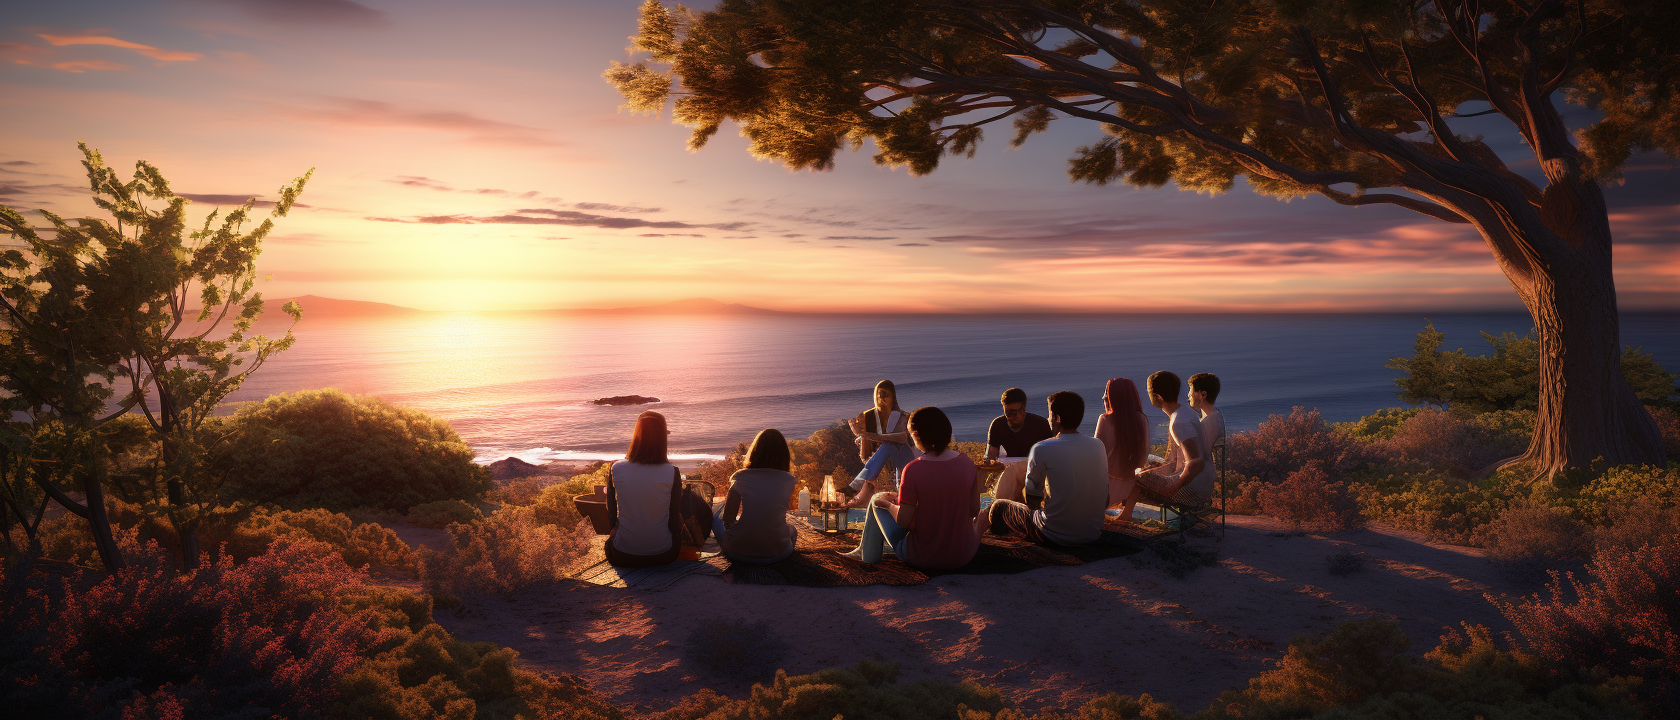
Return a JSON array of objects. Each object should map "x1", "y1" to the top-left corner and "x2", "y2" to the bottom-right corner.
[{"x1": 607, "y1": 0, "x2": 1679, "y2": 473}]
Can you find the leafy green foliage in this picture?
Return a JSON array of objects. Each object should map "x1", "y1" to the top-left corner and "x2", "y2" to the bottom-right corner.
[
  {"x1": 1388, "y1": 322, "x2": 1678, "y2": 413},
  {"x1": 216, "y1": 389, "x2": 491, "y2": 512},
  {"x1": 1, "y1": 144, "x2": 310, "y2": 568}
]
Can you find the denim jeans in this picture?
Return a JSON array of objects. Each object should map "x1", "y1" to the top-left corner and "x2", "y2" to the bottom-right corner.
[
  {"x1": 712, "y1": 508, "x2": 795, "y2": 564},
  {"x1": 857, "y1": 502, "x2": 910, "y2": 564},
  {"x1": 851, "y1": 441, "x2": 919, "y2": 491}
]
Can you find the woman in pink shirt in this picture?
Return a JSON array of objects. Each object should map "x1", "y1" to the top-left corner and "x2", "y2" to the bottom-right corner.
[{"x1": 840, "y1": 406, "x2": 982, "y2": 571}]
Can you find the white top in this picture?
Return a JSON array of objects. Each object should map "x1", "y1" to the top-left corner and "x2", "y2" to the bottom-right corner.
[
  {"x1": 1169, "y1": 408, "x2": 1218, "y2": 500},
  {"x1": 1199, "y1": 408, "x2": 1226, "y2": 452},
  {"x1": 1023, "y1": 432, "x2": 1110, "y2": 545},
  {"x1": 610, "y1": 460, "x2": 677, "y2": 556}
]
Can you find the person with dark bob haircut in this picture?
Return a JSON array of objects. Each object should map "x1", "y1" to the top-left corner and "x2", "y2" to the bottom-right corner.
[
  {"x1": 985, "y1": 391, "x2": 1109, "y2": 546},
  {"x1": 606, "y1": 411, "x2": 712, "y2": 567},
  {"x1": 840, "y1": 407, "x2": 981, "y2": 570},
  {"x1": 713, "y1": 429, "x2": 798, "y2": 564}
]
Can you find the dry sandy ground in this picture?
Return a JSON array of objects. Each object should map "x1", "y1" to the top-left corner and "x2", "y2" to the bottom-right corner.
[{"x1": 422, "y1": 516, "x2": 1532, "y2": 715}]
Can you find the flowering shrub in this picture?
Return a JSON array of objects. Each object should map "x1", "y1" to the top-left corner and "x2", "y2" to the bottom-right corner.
[
  {"x1": 405, "y1": 499, "x2": 484, "y2": 529},
  {"x1": 1480, "y1": 504, "x2": 1590, "y2": 579},
  {"x1": 1227, "y1": 407, "x2": 1364, "y2": 485},
  {"x1": 1257, "y1": 467, "x2": 1364, "y2": 532},
  {"x1": 1496, "y1": 540, "x2": 1680, "y2": 716},
  {"x1": 0, "y1": 534, "x2": 387, "y2": 719},
  {"x1": 418, "y1": 505, "x2": 593, "y2": 596}
]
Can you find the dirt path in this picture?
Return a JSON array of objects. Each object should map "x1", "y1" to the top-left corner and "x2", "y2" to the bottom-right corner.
[{"x1": 430, "y1": 516, "x2": 1529, "y2": 715}]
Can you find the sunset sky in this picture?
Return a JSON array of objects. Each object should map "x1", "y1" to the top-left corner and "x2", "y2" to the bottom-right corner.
[{"x1": 3, "y1": 0, "x2": 1677, "y2": 313}]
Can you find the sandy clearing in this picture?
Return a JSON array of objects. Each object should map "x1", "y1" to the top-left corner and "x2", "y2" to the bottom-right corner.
[{"x1": 428, "y1": 515, "x2": 1530, "y2": 714}]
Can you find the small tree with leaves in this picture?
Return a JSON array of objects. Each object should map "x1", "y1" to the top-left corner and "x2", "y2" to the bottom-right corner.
[
  {"x1": 606, "y1": 0, "x2": 1678, "y2": 477},
  {"x1": 1, "y1": 143, "x2": 309, "y2": 569}
]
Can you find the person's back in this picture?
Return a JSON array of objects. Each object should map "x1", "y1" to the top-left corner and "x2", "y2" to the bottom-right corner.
[
  {"x1": 1025, "y1": 432, "x2": 1110, "y2": 545},
  {"x1": 610, "y1": 459, "x2": 677, "y2": 556},
  {"x1": 721, "y1": 467, "x2": 796, "y2": 558},
  {"x1": 899, "y1": 453, "x2": 980, "y2": 570}
]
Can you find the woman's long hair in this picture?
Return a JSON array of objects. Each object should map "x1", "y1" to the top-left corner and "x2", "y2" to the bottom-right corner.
[
  {"x1": 626, "y1": 411, "x2": 669, "y2": 465},
  {"x1": 874, "y1": 380, "x2": 902, "y2": 412},
  {"x1": 744, "y1": 428, "x2": 791, "y2": 472},
  {"x1": 1102, "y1": 378, "x2": 1149, "y2": 476}
]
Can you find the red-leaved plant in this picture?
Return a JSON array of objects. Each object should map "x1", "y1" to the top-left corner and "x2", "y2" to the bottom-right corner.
[
  {"x1": 1227, "y1": 407, "x2": 1365, "y2": 485},
  {"x1": 1495, "y1": 540, "x2": 1680, "y2": 716},
  {"x1": 1, "y1": 532, "x2": 390, "y2": 718}
]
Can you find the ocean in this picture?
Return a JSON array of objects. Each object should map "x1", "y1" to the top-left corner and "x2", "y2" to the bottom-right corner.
[{"x1": 224, "y1": 312, "x2": 1680, "y2": 464}]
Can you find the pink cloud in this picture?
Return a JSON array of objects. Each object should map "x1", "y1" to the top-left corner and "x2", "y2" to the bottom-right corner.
[{"x1": 38, "y1": 34, "x2": 201, "y2": 62}]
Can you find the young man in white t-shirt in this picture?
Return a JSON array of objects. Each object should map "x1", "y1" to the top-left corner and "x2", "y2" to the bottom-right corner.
[
  {"x1": 1135, "y1": 371, "x2": 1216, "y2": 506},
  {"x1": 1188, "y1": 372, "x2": 1225, "y2": 453}
]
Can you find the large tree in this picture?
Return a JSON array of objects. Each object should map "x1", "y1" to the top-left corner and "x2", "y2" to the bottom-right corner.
[{"x1": 606, "y1": 0, "x2": 1678, "y2": 476}]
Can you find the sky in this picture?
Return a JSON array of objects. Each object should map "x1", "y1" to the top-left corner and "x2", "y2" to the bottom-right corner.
[{"x1": 2, "y1": 0, "x2": 1677, "y2": 313}]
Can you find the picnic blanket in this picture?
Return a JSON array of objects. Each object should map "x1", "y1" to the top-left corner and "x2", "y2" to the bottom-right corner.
[{"x1": 706, "y1": 515, "x2": 1160, "y2": 587}]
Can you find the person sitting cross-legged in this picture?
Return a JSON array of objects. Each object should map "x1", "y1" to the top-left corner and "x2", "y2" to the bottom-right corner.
[
  {"x1": 985, "y1": 391, "x2": 1109, "y2": 547},
  {"x1": 1131, "y1": 371, "x2": 1217, "y2": 512},
  {"x1": 982, "y1": 387, "x2": 1056, "y2": 505},
  {"x1": 713, "y1": 428, "x2": 798, "y2": 565},
  {"x1": 840, "y1": 406, "x2": 982, "y2": 571}
]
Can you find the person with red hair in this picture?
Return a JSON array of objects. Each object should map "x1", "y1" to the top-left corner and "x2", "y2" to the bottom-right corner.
[
  {"x1": 1093, "y1": 378, "x2": 1151, "y2": 522},
  {"x1": 606, "y1": 411, "x2": 711, "y2": 567}
]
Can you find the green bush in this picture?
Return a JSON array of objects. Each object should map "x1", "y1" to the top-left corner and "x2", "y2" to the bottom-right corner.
[
  {"x1": 1350, "y1": 472, "x2": 1516, "y2": 545},
  {"x1": 1570, "y1": 464, "x2": 1680, "y2": 523},
  {"x1": 216, "y1": 389, "x2": 492, "y2": 512},
  {"x1": 1333, "y1": 408, "x2": 1422, "y2": 443},
  {"x1": 406, "y1": 499, "x2": 484, "y2": 529},
  {"x1": 1388, "y1": 322, "x2": 1677, "y2": 413}
]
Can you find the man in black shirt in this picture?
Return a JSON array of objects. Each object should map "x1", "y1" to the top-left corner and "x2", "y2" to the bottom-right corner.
[{"x1": 983, "y1": 387, "x2": 1056, "y2": 503}]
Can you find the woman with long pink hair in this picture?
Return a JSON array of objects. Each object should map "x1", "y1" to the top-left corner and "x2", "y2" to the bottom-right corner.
[{"x1": 1093, "y1": 378, "x2": 1150, "y2": 521}]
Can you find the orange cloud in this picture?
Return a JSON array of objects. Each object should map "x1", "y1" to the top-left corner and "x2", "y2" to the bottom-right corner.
[
  {"x1": 49, "y1": 60, "x2": 131, "y2": 73},
  {"x1": 37, "y1": 34, "x2": 201, "y2": 62}
]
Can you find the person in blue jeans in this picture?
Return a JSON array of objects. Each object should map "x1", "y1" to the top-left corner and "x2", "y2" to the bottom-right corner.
[
  {"x1": 844, "y1": 380, "x2": 918, "y2": 508},
  {"x1": 713, "y1": 428, "x2": 798, "y2": 564},
  {"x1": 842, "y1": 406, "x2": 981, "y2": 569}
]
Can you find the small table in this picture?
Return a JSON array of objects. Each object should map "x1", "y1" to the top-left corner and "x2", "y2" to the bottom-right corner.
[{"x1": 817, "y1": 505, "x2": 851, "y2": 534}]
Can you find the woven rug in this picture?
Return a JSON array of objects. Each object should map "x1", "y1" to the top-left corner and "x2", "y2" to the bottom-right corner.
[{"x1": 706, "y1": 516, "x2": 1159, "y2": 587}]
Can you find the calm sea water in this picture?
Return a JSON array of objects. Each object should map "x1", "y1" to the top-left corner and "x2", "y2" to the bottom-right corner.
[{"x1": 225, "y1": 312, "x2": 1680, "y2": 464}]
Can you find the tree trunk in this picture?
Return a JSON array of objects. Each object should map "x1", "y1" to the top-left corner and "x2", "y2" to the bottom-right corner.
[
  {"x1": 82, "y1": 468, "x2": 125, "y2": 573},
  {"x1": 1513, "y1": 245, "x2": 1667, "y2": 478}
]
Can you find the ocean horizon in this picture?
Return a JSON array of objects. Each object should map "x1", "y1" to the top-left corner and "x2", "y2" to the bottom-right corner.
[{"x1": 224, "y1": 311, "x2": 1680, "y2": 466}]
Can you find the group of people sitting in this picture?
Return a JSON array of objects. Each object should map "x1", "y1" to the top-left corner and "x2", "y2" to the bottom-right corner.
[{"x1": 601, "y1": 371, "x2": 1225, "y2": 572}]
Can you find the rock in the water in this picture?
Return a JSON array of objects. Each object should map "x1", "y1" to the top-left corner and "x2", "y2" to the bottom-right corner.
[
  {"x1": 592, "y1": 395, "x2": 661, "y2": 406},
  {"x1": 487, "y1": 456, "x2": 547, "y2": 480}
]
